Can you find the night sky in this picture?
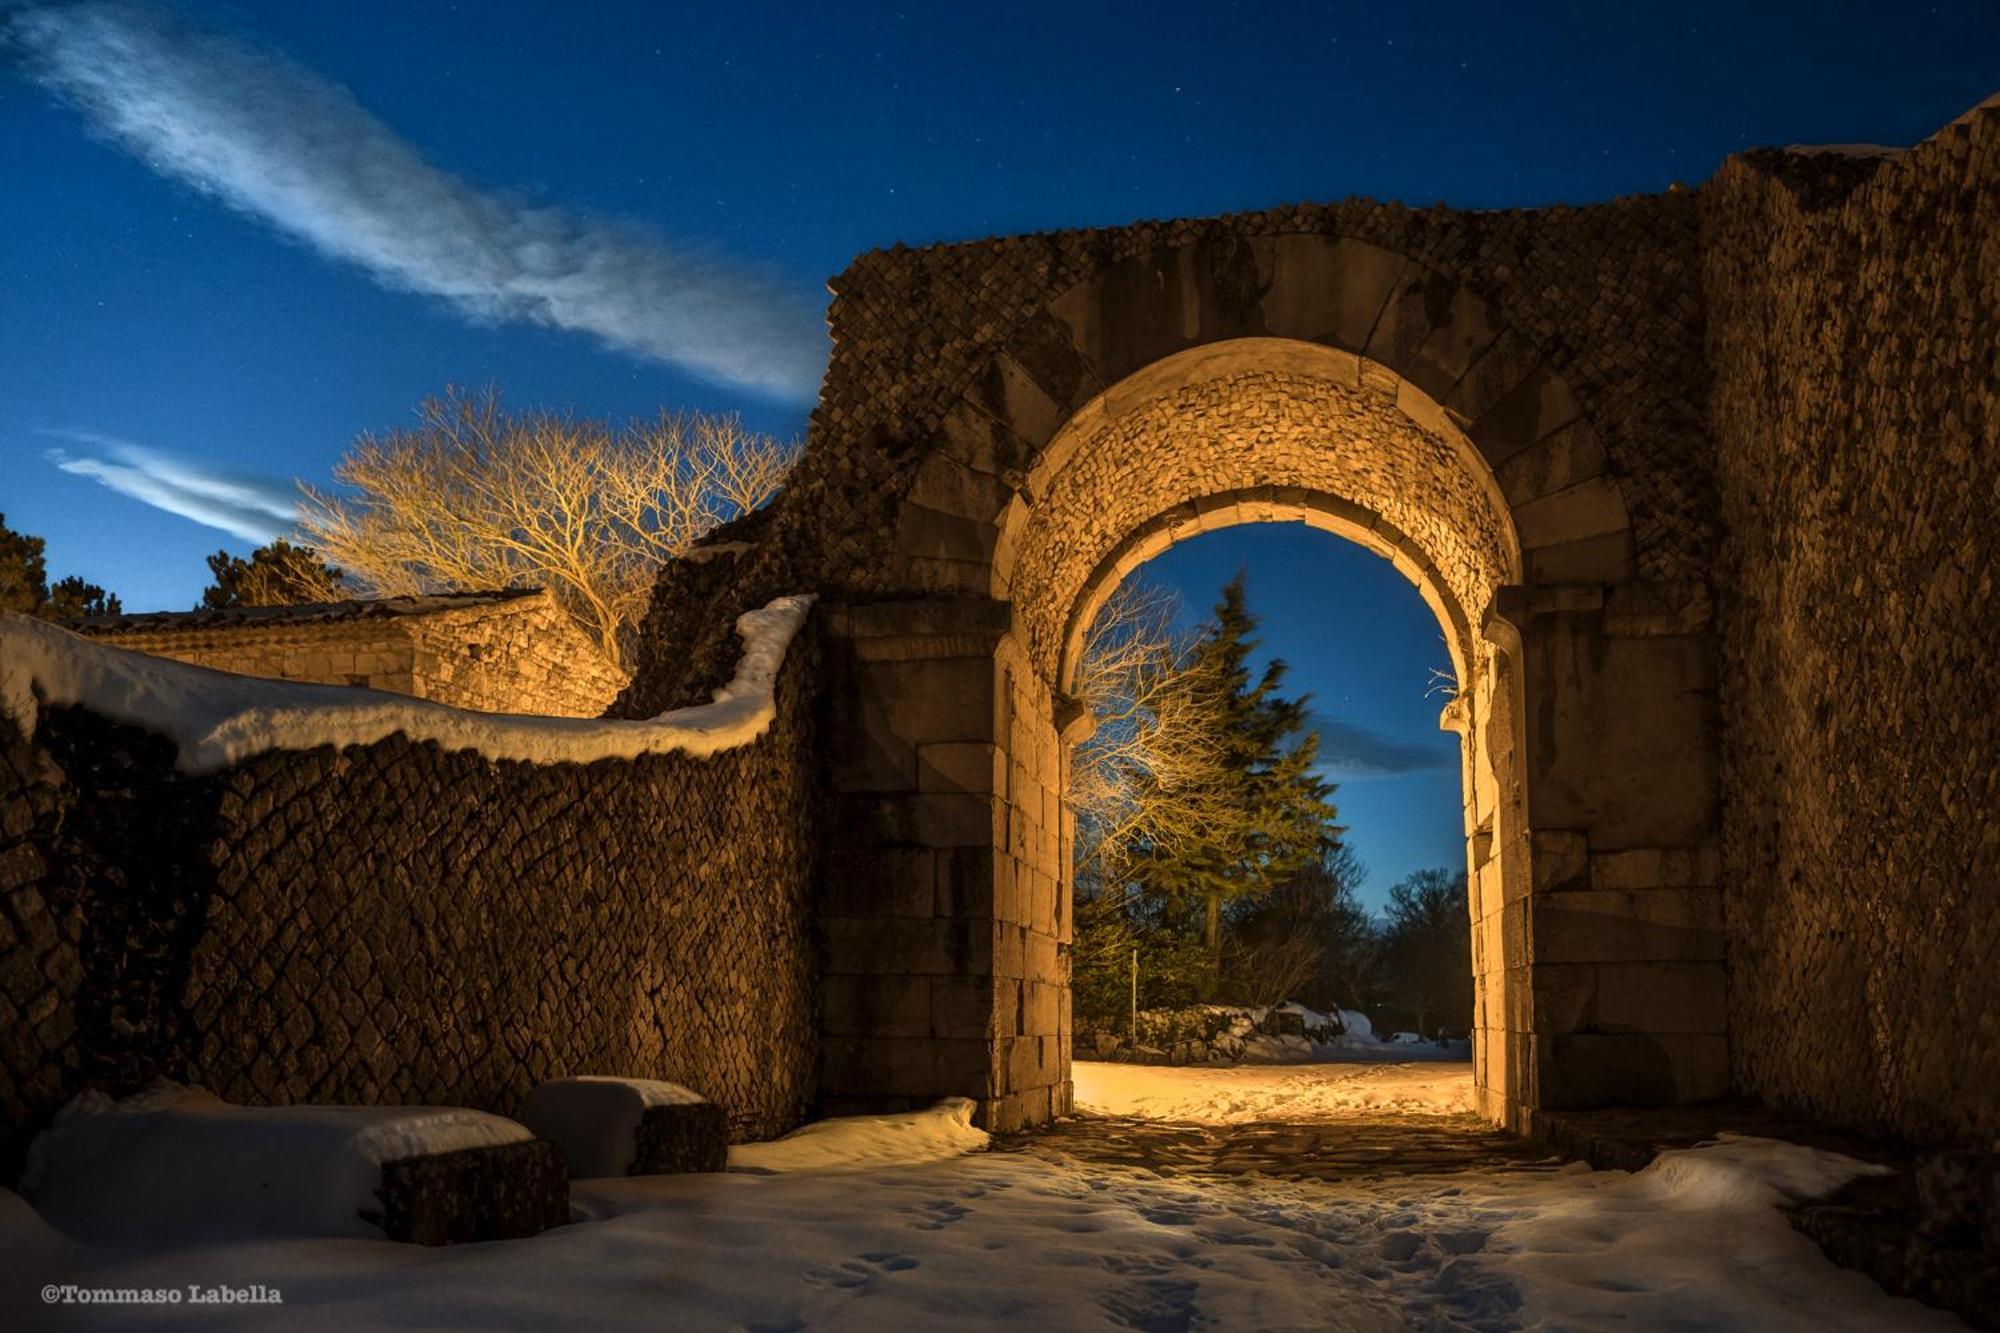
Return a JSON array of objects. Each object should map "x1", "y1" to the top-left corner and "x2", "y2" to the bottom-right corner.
[{"x1": 3, "y1": 1, "x2": 1995, "y2": 906}]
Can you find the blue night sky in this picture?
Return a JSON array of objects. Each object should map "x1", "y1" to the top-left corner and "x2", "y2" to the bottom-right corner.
[{"x1": 3, "y1": 1, "x2": 1996, "y2": 908}]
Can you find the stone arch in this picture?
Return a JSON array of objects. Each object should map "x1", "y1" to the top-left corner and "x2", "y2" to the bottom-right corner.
[
  {"x1": 821, "y1": 234, "x2": 1720, "y2": 1135},
  {"x1": 892, "y1": 237, "x2": 1637, "y2": 604}
]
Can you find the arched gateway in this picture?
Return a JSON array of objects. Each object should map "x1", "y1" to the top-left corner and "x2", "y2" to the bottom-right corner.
[{"x1": 753, "y1": 217, "x2": 1724, "y2": 1134}]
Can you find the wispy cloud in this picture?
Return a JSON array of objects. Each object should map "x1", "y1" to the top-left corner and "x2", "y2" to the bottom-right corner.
[
  {"x1": 3, "y1": 1, "x2": 824, "y2": 398},
  {"x1": 43, "y1": 429, "x2": 297, "y2": 543},
  {"x1": 1308, "y1": 712, "x2": 1457, "y2": 780}
]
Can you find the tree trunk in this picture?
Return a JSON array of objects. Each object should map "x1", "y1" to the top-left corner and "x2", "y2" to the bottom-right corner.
[{"x1": 1204, "y1": 891, "x2": 1222, "y2": 996}]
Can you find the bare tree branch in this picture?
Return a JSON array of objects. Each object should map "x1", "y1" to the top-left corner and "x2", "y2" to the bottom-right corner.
[{"x1": 296, "y1": 387, "x2": 798, "y2": 672}]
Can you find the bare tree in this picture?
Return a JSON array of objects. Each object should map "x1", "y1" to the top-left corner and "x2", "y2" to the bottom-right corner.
[
  {"x1": 1069, "y1": 580, "x2": 1233, "y2": 898},
  {"x1": 297, "y1": 387, "x2": 798, "y2": 672}
]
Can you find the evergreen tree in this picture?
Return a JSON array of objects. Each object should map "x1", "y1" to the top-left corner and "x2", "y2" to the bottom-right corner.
[
  {"x1": 1129, "y1": 573, "x2": 1342, "y2": 972},
  {"x1": 44, "y1": 574, "x2": 122, "y2": 619},
  {"x1": 0, "y1": 513, "x2": 121, "y2": 619},
  {"x1": 0, "y1": 513, "x2": 48, "y2": 616},
  {"x1": 200, "y1": 540, "x2": 344, "y2": 608}
]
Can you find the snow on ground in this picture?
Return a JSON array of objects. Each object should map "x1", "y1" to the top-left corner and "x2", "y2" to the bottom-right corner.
[
  {"x1": 1074, "y1": 1058, "x2": 1478, "y2": 1121},
  {"x1": 4, "y1": 1132, "x2": 1958, "y2": 1331},
  {"x1": 0, "y1": 594, "x2": 812, "y2": 772},
  {"x1": 728, "y1": 1097, "x2": 990, "y2": 1173}
]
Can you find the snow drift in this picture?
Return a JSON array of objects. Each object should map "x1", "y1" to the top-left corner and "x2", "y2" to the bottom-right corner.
[{"x1": 729, "y1": 1098, "x2": 990, "y2": 1173}]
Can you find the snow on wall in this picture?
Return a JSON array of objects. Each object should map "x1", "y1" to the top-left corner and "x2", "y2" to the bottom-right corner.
[
  {"x1": 0, "y1": 598, "x2": 826, "y2": 1178},
  {"x1": 0, "y1": 595, "x2": 813, "y2": 774}
]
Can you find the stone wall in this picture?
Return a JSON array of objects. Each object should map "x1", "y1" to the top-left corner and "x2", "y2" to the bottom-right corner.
[
  {"x1": 622, "y1": 188, "x2": 1716, "y2": 717},
  {"x1": 85, "y1": 590, "x2": 626, "y2": 719},
  {"x1": 621, "y1": 174, "x2": 1728, "y2": 1133},
  {"x1": 402, "y1": 592, "x2": 628, "y2": 716},
  {"x1": 1704, "y1": 106, "x2": 2000, "y2": 1145},
  {"x1": 0, "y1": 634, "x2": 820, "y2": 1181}
]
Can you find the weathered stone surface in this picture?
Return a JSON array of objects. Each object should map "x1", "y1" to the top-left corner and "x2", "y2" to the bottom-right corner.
[
  {"x1": 1705, "y1": 104, "x2": 2000, "y2": 1147},
  {"x1": 632, "y1": 1102, "x2": 730, "y2": 1176},
  {"x1": 81, "y1": 590, "x2": 626, "y2": 719},
  {"x1": 0, "y1": 629, "x2": 821, "y2": 1172},
  {"x1": 372, "y1": 1139, "x2": 570, "y2": 1246}
]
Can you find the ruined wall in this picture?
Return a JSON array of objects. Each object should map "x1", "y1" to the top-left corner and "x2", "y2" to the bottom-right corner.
[
  {"x1": 1704, "y1": 106, "x2": 2000, "y2": 1145},
  {"x1": 622, "y1": 190, "x2": 1716, "y2": 719},
  {"x1": 95, "y1": 620, "x2": 420, "y2": 694},
  {"x1": 87, "y1": 590, "x2": 626, "y2": 720},
  {"x1": 0, "y1": 636, "x2": 820, "y2": 1179},
  {"x1": 401, "y1": 593, "x2": 628, "y2": 717}
]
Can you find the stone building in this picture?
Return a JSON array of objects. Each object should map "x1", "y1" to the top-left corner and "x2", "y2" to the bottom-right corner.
[{"x1": 77, "y1": 588, "x2": 626, "y2": 718}]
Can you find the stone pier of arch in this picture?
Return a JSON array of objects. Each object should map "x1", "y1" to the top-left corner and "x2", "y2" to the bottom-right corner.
[{"x1": 808, "y1": 347, "x2": 1717, "y2": 1133}]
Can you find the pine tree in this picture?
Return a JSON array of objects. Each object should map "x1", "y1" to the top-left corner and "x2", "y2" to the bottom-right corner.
[
  {"x1": 200, "y1": 540, "x2": 344, "y2": 608},
  {"x1": 1129, "y1": 573, "x2": 1342, "y2": 975},
  {"x1": 0, "y1": 513, "x2": 121, "y2": 619},
  {"x1": 0, "y1": 513, "x2": 48, "y2": 616}
]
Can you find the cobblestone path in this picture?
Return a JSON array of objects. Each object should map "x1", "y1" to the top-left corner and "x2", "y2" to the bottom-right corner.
[{"x1": 992, "y1": 1111, "x2": 1561, "y2": 1184}]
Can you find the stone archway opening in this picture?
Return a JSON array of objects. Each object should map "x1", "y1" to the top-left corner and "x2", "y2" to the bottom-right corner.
[
  {"x1": 1059, "y1": 511, "x2": 1491, "y2": 1096},
  {"x1": 990, "y1": 338, "x2": 1532, "y2": 1128},
  {"x1": 817, "y1": 237, "x2": 1721, "y2": 1138}
]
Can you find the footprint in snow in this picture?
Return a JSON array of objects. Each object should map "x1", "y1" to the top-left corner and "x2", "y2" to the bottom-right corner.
[
  {"x1": 802, "y1": 1251, "x2": 920, "y2": 1292},
  {"x1": 909, "y1": 1198, "x2": 971, "y2": 1230},
  {"x1": 1377, "y1": 1230, "x2": 1426, "y2": 1262},
  {"x1": 1100, "y1": 1276, "x2": 1200, "y2": 1333}
]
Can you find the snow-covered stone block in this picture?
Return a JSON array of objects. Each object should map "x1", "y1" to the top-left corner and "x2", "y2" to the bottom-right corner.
[
  {"x1": 21, "y1": 1081, "x2": 567, "y2": 1245},
  {"x1": 521, "y1": 1077, "x2": 728, "y2": 1179}
]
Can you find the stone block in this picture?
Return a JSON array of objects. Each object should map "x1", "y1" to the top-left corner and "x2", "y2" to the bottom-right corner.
[
  {"x1": 1530, "y1": 962, "x2": 1595, "y2": 1033},
  {"x1": 822, "y1": 973, "x2": 934, "y2": 1038},
  {"x1": 934, "y1": 397, "x2": 1032, "y2": 477},
  {"x1": 934, "y1": 847, "x2": 996, "y2": 918},
  {"x1": 1532, "y1": 830, "x2": 1590, "y2": 893},
  {"x1": 1524, "y1": 624, "x2": 1715, "y2": 849},
  {"x1": 909, "y1": 792, "x2": 1003, "y2": 848},
  {"x1": 1023, "y1": 930, "x2": 1061, "y2": 984},
  {"x1": 1530, "y1": 887, "x2": 1725, "y2": 964},
  {"x1": 822, "y1": 848, "x2": 935, "y2": 918},
  {"x1": 1496, "y1": 420, "x2": 1607, "y2": 506},
  {"x1": 1540, "y1": 1032, "x2": 1729, "y2": 1108},
  {"x1": 1022, "y1": 980, "x2": 1062, "y2": 1036},
  {"x1": 520, "y1": 1077, "x2": 728, "y2": 1178},
  {"x1": 1409, "y1": 285, "x2": 1504, "y2": 399},
  {"x1": 374, "y1": 1140, "x2": 571, "y2": 1246},
  {"x1": 897, "y1": 504, "x2": 1000, "y2": 567},
  {"x1": 908, "y1": 452, "x2": 1014, "y2": 522},
  {"x1": 865, "y1": 658, "x2": 999, "y2": 745},
  {"x1": 1468, "y1": 363, "x2": 1583, "y2": 467},
  {"x1": 1526, "y1": 531, "x2": 1634, "y2": 585},
  {"x1": 824, "y1": 917, "x2": 989, "y2": 978},
  {"x1": 1589, "y1": 961, "x2": 1729, "y2": 1035},
  {"x1": 917, "y1": 742, "x2": 1003, "y2": 795},
  {"x1": 930, "y1": 975, "x2": 1000, "y2": 1040},
  {"x1": 1513, "y1": 476, "x2": 1629, "y2": 549},
  {"x1": 1259, "y1": 235, "x2": 1406, "y2": 350}
]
